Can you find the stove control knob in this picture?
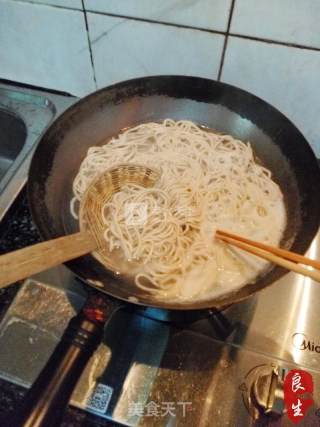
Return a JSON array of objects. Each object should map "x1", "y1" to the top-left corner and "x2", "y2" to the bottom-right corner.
[{"x1": 251, "y1": 366, "x2": 287, "y2": 417}]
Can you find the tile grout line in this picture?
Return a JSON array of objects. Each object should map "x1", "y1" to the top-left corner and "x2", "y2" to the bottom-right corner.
[
  {"x1": 86, "y1": 8, "x2": 320, "y2": 54},
  {"x1": 81, "y1": 0, "x2": 97, "y2": 89},
  {"x1": 217, "y1": 0, "x2": 236, "y2": 81},
  {"x1": 217, "y1": 37, "x2": 228, "y2": 82},
  {"x1": 12, "y1": 0, "x2": 81, "y2": 12},
  {"x1": 229, "y1": 32, "x2": 320, "y2": 52},
  {"x1": 86, "y1": 9, "x2": 227, "y2": 36},
  {"x1": 8, "y1": 1, "x2": 320, "y2": 54}
]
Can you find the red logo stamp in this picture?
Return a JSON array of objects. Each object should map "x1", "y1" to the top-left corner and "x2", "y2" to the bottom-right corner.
[{"x1": 284, "y1": 370, "x2": 314, "y2": 424}]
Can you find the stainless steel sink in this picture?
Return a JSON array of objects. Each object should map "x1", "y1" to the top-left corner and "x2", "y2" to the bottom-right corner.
[
  {"x1": 0, "y1": 109, "x2": 27, "y2": 181},
  {"x1": 0, "y1": 83, "x2": 77, "y2": 221}
]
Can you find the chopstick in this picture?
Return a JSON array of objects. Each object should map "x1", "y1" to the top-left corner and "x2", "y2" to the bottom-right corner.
[
  {"x1": 215, "y1": 229, "x2": 320, "y2": 283},
  {"x1": 216, "y1": 229, "x2": 320, "y2": 269}
]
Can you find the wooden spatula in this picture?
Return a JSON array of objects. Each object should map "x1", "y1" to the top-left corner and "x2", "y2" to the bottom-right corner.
[{"x1": 0, "y1": 164, "x2": 159, "y2": 289}]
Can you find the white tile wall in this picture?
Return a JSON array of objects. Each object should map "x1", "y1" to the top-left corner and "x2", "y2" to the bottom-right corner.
[
  {"x1": 15, "y1": 0, "x2": 83, "y2": 9},
  {"x1": 231, "y1": 0, "x2": 320, "y2": 49},
  {"x1": 0, "y1": 0, "x2": 95, "y2": 96},
  {"x1": 84, "y1": 0, "x2": 231, "y2": 32},
  {"x1": 1, "y1": 0, "x2": 320, "y2": 162},
  {"x1": 88, "y1": 13, "x2": 225, "y2": 89},
  {"x1": 222, "y1": 37, "x2": 320, "y2": 155}
]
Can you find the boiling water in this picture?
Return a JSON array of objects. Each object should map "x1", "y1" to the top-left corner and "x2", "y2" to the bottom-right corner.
[{"x1": 78, "y1": 124, "x2": 287, "y2": 302}]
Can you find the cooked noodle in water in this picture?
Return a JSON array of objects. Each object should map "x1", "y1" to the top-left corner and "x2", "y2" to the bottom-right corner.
[{"x1": 71, "y1": 120, "x2": 286, "y2": 300}]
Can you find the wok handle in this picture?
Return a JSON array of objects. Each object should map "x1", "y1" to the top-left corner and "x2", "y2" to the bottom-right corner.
[
  {"x1": 0, "y1": 231, "x2": 96, "y2": 289},
  {"x1": 14, "y1": 295, "x2": 122, "y2": 427}
]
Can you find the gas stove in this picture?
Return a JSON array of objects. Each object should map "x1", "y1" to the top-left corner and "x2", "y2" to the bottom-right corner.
[
  {"x1": 1, "y1": 230, "x2": 320, "y2": 426},
  {"x1": 1, "y1": 81, "x2": 319, "y2": 426}
]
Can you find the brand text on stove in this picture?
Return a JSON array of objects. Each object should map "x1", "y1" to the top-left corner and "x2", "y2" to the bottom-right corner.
[{"x1": 292, "y1": 333, "x2": 320, "y2": 353}]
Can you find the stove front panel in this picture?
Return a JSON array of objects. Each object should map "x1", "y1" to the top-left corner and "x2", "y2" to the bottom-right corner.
[{"x1": 1, "y1": 280, "x2": 320, "y2": 426}]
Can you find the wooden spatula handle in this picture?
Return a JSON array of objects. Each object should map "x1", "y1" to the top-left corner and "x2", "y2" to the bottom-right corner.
[{"x1": 0, "y1": 231, "x2": 96, "y2": 289}]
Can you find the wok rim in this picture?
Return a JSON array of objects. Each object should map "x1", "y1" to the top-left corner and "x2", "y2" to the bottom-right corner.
[{"x1": 27, "y1": 75, "x2": 320, "y2": 311}]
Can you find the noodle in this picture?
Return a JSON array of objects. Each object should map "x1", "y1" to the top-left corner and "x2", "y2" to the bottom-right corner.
[{"x1": 71, "y1": 120, "x2": 286, "y2": 300}]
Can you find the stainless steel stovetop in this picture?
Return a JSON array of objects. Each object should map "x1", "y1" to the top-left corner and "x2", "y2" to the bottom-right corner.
[{"x1": 1, "y1": 232, "x2": 320, "y2": 426}]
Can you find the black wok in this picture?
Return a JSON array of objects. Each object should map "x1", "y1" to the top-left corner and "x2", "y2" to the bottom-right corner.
[{"x1": 15, "y1": 76, "x2": 320, "y2": 426}]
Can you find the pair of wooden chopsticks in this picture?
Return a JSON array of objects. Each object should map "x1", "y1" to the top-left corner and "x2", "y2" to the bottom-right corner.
[{"x1": 215, "y1": 229, "x2": 320, "y2": 283}]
